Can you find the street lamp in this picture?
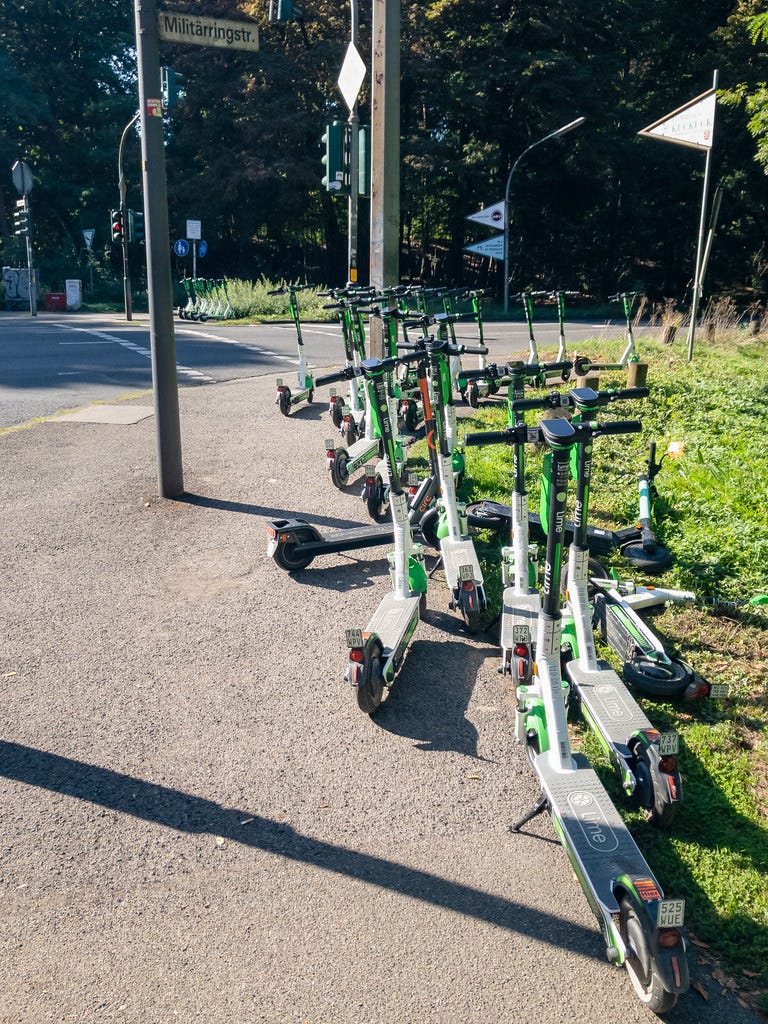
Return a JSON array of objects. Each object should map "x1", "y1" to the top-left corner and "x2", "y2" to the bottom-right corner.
[
  {"x1": 503, "y1": 116, "x2": 586, "y2": 314},
  {"x1": 118, "y1": 111, "x2": 140, "y2": 321}
]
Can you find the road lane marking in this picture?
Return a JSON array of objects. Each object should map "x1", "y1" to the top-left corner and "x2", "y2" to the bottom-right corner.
[{"x1": 50, "y1": 323, "x2": 216, "y2": 384}]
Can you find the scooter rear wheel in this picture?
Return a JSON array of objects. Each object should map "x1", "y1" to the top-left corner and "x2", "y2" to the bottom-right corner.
[
  {"x1": 330, "y1": 402, "x2": 343, "y2": 429},
  {"x1": 365, "y1": 476, "x2": 389, "y2": 522},
  {"x1": 330, "y1": 449, "x2": 350, "y2": 489},
  {"x1": 620, "y1": 897, "x2": 678, "y2": 1013},
  {"x1": 356, "y1": 642, "x2": 385, "y2": 714},
  {"x1": 465, "y1": 500, "x2": 510, "y2": 533},
  {"x1": 466, "y1": 381, "x2": 479, "y2": 408},
  {"x1": 271, "y1": 530, "x2": 315, "y2": 571},
  {"x1": 278, "y1": 387, "x2": 292, "y2": 417}
]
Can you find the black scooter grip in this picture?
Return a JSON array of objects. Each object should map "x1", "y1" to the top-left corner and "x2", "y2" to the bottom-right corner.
[
  {"x1": 267, "y1": 288, "x2": 284, "y2": 296},
  {"x1": 510, "y1": 392, "x2": 568, "y2": 412},
  {"x1": 322, "y1": 301, "x2": 342, "y2": 310},
  {"x1": 458, "y1": 344, "x2": 489, "y2": 355},
  {"x1": 609, "y1": 386, "x2": 649, "y2": 402},
  {"x1": 464, "y1": 428, "x2": 515, "y2": 447},
  {"x1": 458, "y1": 363, "x2": 501, "y2": 382},
  {"x1": 584, "y1": 419, "x2": 643, "y2": 438},
  {"x1": 314, "y1": 366, "x2": 358, "y2": 387}
]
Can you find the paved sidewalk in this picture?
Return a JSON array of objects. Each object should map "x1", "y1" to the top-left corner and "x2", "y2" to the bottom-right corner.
[{"x1": 0, "y1": 373, "x2": 760, "y2": 1024}]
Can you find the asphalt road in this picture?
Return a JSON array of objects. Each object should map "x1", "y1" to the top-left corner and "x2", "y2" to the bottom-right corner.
[{"x1": 0, "y1": 311, "x2": 636, "y2": 429}]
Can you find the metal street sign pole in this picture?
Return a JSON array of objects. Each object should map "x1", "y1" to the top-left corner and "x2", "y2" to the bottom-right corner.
[
  {"x1": 687, "y1": 69, "x2": 719, "y2": 362},
  {"x1": 369, "y1": 0, "x2": 399, "y2": 358},
  {"x1": 11, "y1": 161, "x2": 36, "y2": 316},
  {"x1": 134, "y1": 0, "x2": 184, "y2": 497}
]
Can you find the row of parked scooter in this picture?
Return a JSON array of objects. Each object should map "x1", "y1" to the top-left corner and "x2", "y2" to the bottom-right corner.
[{"x1": 265, "y1": 282, "x2": 722, "y2": 1014}]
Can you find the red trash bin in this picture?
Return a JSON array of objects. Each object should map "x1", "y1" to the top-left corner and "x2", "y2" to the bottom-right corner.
[{"x1": 44, "y1": 293, "x2": 67, "y2": 311}]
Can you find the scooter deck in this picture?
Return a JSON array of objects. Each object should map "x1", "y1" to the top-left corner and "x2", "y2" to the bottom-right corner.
[
  {"x1": 565, "y1": 660, "x2": 651, "y2": 757},
  {"x1": 367, "y1": 592, "x2": 422, "y2": 653},
  {"x1": 500, "y1": 589, "x2": 540, "y2": 647},
  {"x1": 535, "y1": 751, "x2": 658, "y2": 915},
  {"x1": 441, "y1": 537, "x2": 482, "y2": 584}
]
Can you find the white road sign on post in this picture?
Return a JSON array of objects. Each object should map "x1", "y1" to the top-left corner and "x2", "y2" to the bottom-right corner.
[
  {"x1": 464, "y1": 234, "x2": 506, "y2": 261},
  {"x1": 638, "y1": 89, "x2": 716, "y2": 151},
  {"x1": 186, "y1": 219, "x2": 201, "y2": 240},
  {"x1": 466, "y1": 200, "x2": 505, "y2": 229}
]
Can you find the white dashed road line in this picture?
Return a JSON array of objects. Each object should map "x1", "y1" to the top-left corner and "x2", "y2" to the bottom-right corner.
[{"x1": 52, "y1": 323, "x2": 216, "y2": 383}]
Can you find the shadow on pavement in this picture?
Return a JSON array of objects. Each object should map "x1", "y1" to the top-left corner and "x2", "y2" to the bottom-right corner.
[{"x1": 0, "y1": 739, "x2": 602, "y2": 961}]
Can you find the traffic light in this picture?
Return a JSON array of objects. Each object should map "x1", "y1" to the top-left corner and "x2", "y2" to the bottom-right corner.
[
  {"x1": 268, "y1": 0, "x2": 303, "y2": 20},
  {"x1": 161, "y1": 66, "x2": 185, "y2": 109},
  {"x1": 321, "y1": 121, "x2": 349, "y2": 195},
  {"x1": 12, "y1": 199, "x2": 31, "y2": 238},
  {"x1": 110, "y1": 209, "x2": 124, "y2": 243},
  {"x1": 357, "y1": 124, "x2": 371, "y2": 198},
  {"x1": 128, "y1": 209, "x2": 145, "y2": 243}
]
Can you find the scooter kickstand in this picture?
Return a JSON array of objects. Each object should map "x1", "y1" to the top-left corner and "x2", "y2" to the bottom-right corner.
[{"x1": 510, "y1": 793, "x2": 549, "y2": 832}]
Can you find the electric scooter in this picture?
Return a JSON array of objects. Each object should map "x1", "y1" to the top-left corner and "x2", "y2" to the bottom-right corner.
[
  {"x1": 591, "y1": 578, "x2": 729, "y2": 701},
  {"x1": 511, "y1": 387, "x2": 684, "y2": 829},
  {"x1": 270, "y1": 284, "x2": 316, "y2": 416},
  {"x1": 471, "y1": 415, "x2": 689, "y2": 1013},
  {"x1": 342, "y1": 355, "x2": 429, "y2": 714},
  {"x1": 418, "y1": 333, "x2": 489, "y2": 632},
  {"x1": 266, "y1": 345, "x2": 449, "y2": 570},
  {"x1": 552, "y1": 289, "x2": 581, "y2": 360},
  {"x1": 584, "y1": 291, "x2": 643, "y2": 373},
  {"x1": 320, "y1": 286, "x2": 376, "y2": 430}
]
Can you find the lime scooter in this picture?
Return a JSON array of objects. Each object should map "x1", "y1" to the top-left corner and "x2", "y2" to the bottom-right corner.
[
  {"x1": 270, "y1": 284, "x2": 316, "y2": 416},
  {"x1": 511, "y1": 386, "x2": 683, "y2": 827},
  {"x1": 583, "y1": 291, "x2": 643, "y2": 373},
  {"x1": 320, "y1": 287, "x2": 375, "y2": 431},
  {"x1": 464, "y1": 358, "x2": 579, "y2": 678},
  {"x1": 552, "y1": 289, "x2": 581, "y2": 360},
  {"x1": 342, "y1": 354, "x2": 429, "y2": 714},
  {"x1": 266, "y1": 345, "x2": 449, "y2": 572},
  {"x1": 470, "y1": 416, "x2": 689, "y2": 1013},
  {"x1": 414, "y1": 333, "x2": 489, "y2": 632}
]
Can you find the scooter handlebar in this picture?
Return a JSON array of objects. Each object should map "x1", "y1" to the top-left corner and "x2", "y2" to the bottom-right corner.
[
  {"x1": 458, "y1": 363, "x2": 501, "y2": 382},
  {"x1": 507, "y1": 358, "x2": 573, "y2": 379},
  {"x1": 464, "y1": 428, "x2": 515, "y2": 448},
  {"x1": 578, "y1": 419, "x2": 643, "y2": 439},
  {"x1": 314, "y1": 365, "x2": 360, "y2": 387},
  {"x1": 511, "y1": 392, "x2": 569, "y2": 412}
]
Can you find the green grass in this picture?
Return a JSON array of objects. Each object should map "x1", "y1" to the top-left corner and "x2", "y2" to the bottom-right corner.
[{"x1": 442, "y1": 326, "x2": 768, "y2": 1005}]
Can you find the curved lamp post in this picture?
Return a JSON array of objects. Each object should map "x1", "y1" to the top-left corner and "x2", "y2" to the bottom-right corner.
[{"x1": 503, "y1": 116, "x2": 586, "y2": 314}]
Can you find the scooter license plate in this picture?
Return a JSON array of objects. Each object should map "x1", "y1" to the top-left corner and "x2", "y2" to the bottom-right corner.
[
  {"x1": 656, "y1": 899, "x2": 685, "y2": 928},
  {"x1": 709, "y1": 683, "x2": 729, "y2": 700},
  {"x1": 512, "y1": 624, "x2": 531, "y2": 644},
  {"x1": 345, "y1": 628, "x2": 364, "y2": 648},
  {"x1": 658, "y1": 731, "x2": 679, "y2": 756}
]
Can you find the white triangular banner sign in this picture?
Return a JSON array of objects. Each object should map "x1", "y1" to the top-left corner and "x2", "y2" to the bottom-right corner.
[
  {"x1": 464, "y1": 234, "x2": 505, "y2": 261},
  {"x1": 638, "y1": 88, "x2": 716, "y2": 151},
  {"x1": 466, "y1": 200, "x2": 506, "y2": 229}
]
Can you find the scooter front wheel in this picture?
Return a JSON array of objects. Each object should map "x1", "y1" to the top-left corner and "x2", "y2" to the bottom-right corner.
[
  {"x1": 465, "y1": 381, "x2": 479, "y2": 408},
  {"x1": 623, "y1": 655, "x2": 692, "y2": 700},
  {"x1": 620, "y1": 897, "x2": 678, "y2": 1014},
  {"x1": 418, "y1": 507, "x2": 440, "y2": 549},
  {"x1": 330, "y1": 402, "x2": 343, "y2": 429}
]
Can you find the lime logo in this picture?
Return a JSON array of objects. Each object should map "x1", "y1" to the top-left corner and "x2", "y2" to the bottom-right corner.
[
  {"x1": 568, "y1": 791, "x2": 619, "y2": 852},
  {"x1": 557, "y1": 491, "x2": 566, "y2": 501}
]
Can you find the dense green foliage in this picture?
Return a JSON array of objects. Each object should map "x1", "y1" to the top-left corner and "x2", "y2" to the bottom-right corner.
[{"x1": 2, "y1": 0, "x2": 768, "y2": 305}]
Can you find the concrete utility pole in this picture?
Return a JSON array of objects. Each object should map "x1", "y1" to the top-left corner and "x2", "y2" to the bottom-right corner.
[
  {"x1": 368, "y1": 0, "x2": 399, "y2": 358},
  {"x1": 134, "y1": 0, "x2": 184, "y2": 497}
]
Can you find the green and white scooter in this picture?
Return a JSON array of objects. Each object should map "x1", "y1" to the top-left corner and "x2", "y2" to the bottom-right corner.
[
  {"x1": 469, "y1": 416, "x2": 689, "y2": 1013},
  {"x1": 511, "y1": 386, "x2": 683, "y2": 827},
  {"x1": 417, "y1": 333, "x2": 488, "y2": 632},
  {"x1": 270, "y1": 284, "x2": 316, "y2": 416},
  {"x1": 340, "y1": 355, "x2": 428, "y2": 714}
]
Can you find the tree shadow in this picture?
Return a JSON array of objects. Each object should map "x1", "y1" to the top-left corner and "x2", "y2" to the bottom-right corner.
[{"x1": 0, "y1": 739, "x2": 601, "y2": 960}]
